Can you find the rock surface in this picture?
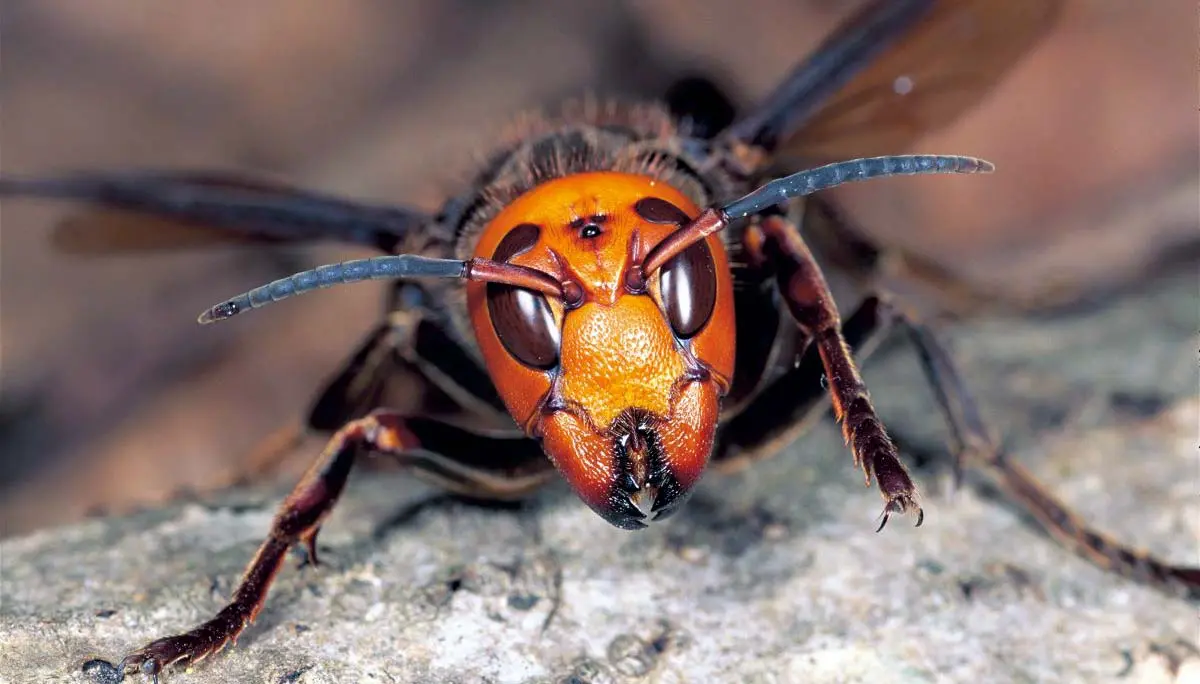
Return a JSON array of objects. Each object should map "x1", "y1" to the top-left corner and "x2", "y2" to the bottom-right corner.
[{"x1": 2, "y1": 271, "x2": 1197, "y2": 683}]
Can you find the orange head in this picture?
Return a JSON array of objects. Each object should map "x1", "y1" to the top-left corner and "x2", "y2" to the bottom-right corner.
[
  {"x1": 191, "y1": 147, "x2": 991, "y2": 530},
  {"x1": 465, "y1": 172, "x2": 736, "y2": 529}
]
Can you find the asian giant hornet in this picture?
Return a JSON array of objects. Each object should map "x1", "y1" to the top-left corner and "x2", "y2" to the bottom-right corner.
[{"x1": 2, "y1": 0, "x2": 1196, "y2": 680}]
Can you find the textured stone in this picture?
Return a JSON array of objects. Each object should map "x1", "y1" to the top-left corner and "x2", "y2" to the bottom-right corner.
[{"x1": 1, "y1": 271, "x2": 1196, "y2": 683}]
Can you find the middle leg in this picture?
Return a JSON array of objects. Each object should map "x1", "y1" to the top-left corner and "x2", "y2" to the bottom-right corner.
[
  {"x1": 720, "y1": 213, "x2": 1200, "y2": 596},
  {"x1": 892, "y1": 305, "x2": 1200, "y2": 597}
]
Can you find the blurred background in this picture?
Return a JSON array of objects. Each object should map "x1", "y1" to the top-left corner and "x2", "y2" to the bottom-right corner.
[{"x1": 1, "y1": 0, "x2": 1194, "y2": 536}]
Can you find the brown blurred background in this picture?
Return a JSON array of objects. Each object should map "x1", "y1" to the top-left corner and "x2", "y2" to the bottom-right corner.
[{"x1": 1, "y1": 0, "x2": 1195, "y2": 536}]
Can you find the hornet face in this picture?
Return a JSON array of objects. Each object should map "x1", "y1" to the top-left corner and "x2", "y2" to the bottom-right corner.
[{"x1": 465, "y1": 172, "x2": 736, "y2": 528}]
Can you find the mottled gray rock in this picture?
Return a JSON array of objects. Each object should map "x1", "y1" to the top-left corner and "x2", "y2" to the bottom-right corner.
[{"x1": 2, "y1": 271, "x2": 1197, "y2": 684}]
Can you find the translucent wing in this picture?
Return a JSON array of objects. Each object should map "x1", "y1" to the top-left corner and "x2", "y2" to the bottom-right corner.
[
  {"x1": 0, "y1": 171, "x2": 428, "y2": 254},
  {"x1": 724, "y1": 0, "x2": 1063, "y2": 162}
]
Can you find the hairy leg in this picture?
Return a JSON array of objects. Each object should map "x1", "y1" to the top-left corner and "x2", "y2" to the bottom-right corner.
[
  {"x1": 757, "y1": 214, "x2": 921, "y2": 530},
  {"x1": 894, "y1": 304, "x2": 1200, "y2": 598},
  {"x1": 114, "y1": 411, "x2": 551, "y2": 681}
]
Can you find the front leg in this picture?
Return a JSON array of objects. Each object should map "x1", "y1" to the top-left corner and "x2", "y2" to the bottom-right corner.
[
  {"x1": 110, "y1": 409, "x2": 555, "y2": 682},
  {"x1": 756, "y1": 214, "x2": 921, "y2": 530},
  {"x1": 112, "y1": 412, "x2": 414, "y2": 681}
]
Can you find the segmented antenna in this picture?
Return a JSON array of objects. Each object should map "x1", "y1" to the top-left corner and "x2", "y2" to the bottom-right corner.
[
  {"x1": 723, "y1": 154, "x2": 993, "y2": 220},
  {"x1": 198, "y1": 154, "x2": 991, "y2": 325},
  {"x1": 197, "y1": 255, "x2": 563, "y2": 324},
  {"x1": 634, "y1": 155, "x2": 992, "y2": 283}
]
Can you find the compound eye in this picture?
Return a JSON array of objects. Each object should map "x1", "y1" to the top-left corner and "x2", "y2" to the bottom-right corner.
[
  {"x1": 486, "y1": 223, "x2": 561, "y2": 370},
  {"x1": 659, "y1": 239, "x2": 717, "y2": 339},
  {"x1": 633, "y1": 196, "x2": 717, "y2": 339},
  {"x1": 488, "y1": 286, "x2": 560, "y2": 369}
]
